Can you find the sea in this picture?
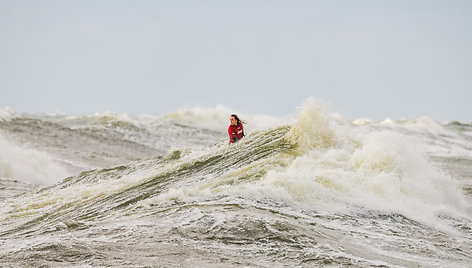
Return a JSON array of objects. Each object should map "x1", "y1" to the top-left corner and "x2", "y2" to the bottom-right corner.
[{"x1": 1, "y1": 98, "x2": 471, "y2": 267}]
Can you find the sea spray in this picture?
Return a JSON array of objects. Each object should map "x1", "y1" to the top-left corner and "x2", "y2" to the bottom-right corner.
[
  {"x1": 0, "y1": 134, "x2": 69, "y2": 185},
  {"x1": 286, "y1": 97, "x2": 340, "y2": 150}
]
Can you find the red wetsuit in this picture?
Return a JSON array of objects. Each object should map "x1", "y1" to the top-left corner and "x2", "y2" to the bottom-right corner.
[{"x1": 228, "y1": 123, "x2": 244, "y2": 144}]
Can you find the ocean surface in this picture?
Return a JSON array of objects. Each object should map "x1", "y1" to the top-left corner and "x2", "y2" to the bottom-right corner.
[{"x1": 1, "y1": 99, "x2": 471, "y2": 267}]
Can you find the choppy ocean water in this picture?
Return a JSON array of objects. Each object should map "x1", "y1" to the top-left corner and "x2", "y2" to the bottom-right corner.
[{"x1": 1, "y1": 99, "x2": 471, "y2": 267}]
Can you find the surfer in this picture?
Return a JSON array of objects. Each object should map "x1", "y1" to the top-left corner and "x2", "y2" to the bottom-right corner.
[{"x1": 228, "y1": 114, "x2": 245, "y2": 144}]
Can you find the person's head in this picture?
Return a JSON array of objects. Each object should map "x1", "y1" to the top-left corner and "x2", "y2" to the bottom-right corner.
[{"x1": 230, "y1": 114, "x2": 244, "y2": 126}]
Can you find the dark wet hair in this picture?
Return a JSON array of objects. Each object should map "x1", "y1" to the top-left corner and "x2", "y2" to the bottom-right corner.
[{"x1": 231, "y1": 114, "x2": 246, "y2": 125}]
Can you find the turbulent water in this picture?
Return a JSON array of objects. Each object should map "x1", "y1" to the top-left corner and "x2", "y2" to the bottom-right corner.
[{"x1": 1, "y1": 99, "x2": 471, "y2": 267}]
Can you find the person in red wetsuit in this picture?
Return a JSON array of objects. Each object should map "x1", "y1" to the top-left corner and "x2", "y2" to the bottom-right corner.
[{"x1": 228, "y1": 114, "x2": 245, "y2": 144}]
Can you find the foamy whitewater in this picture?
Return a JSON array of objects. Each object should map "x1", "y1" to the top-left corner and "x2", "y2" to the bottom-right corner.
[{"x1": 0, "y1": 98, "x2": 471, "y2": 267}]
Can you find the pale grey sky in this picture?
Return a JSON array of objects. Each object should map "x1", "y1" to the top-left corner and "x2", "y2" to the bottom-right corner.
[{"x1": 1, "y1": 0, "x2": 471, "y2": 121}]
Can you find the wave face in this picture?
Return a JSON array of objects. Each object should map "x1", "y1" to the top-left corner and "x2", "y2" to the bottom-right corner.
[{"x1": 0, "y1": 100, "x2": 471, "y2": 267}]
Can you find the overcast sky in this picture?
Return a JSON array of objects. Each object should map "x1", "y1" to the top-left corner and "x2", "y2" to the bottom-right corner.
[{"x1": 1, "y1": 0, "x2": 471, "y2": 121}]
